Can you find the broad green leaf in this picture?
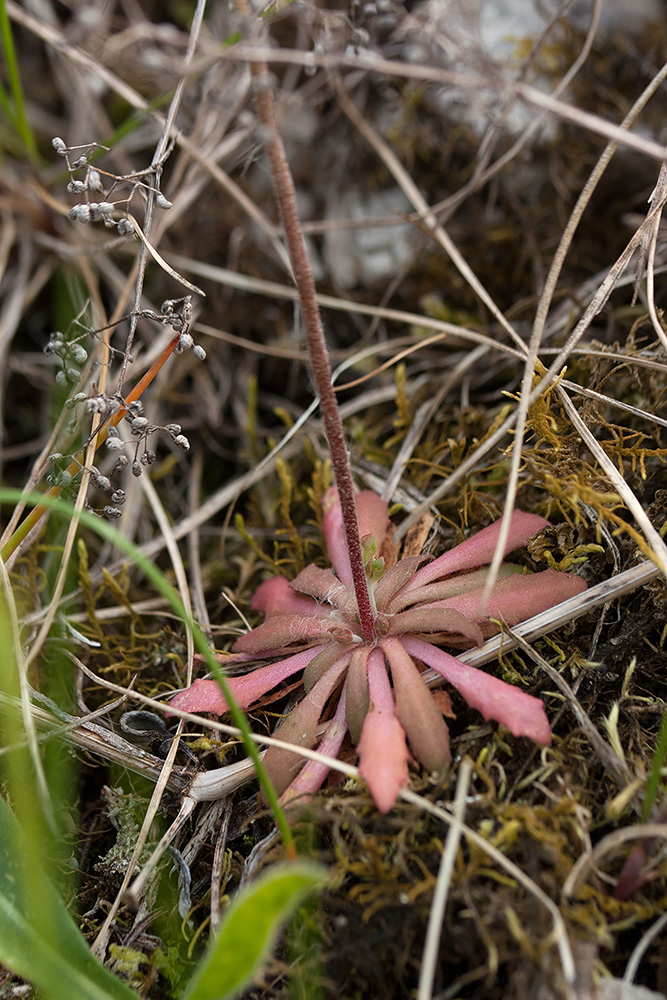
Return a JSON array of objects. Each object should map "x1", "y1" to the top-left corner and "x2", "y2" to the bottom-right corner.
[
  {"x1": 184, "y1": 862, "x2": 326, "y2": 1000},
  {"x1": 0, "y1": 794, "x2": 138, "y2": 1000}
]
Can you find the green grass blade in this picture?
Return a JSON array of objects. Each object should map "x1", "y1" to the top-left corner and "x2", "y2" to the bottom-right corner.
[
  {"x1": 641, "y1": 704, "x2": 667, "y2": 822},
  {"x1": 183, "y1": 863, "x2": 325, "y2": 1000},
  {"x1": 0, "y1": 0, "x2": 39, "y2": 161},
  {"x1": 0, "y1": 793, "x2": 138, "y2": 1000}
]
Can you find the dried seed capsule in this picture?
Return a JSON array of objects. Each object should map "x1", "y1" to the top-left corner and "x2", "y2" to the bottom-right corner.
[
  {"x1": 73, "y1": 155, "x2": 88, "y2": 169},
  {"x1": 88, "y1": 170, "x2": 104, "y2": 193},
  {"x1": 94, "y1": 475, "x2": 111, "y2": 492},
  {"x1": 127, "y1": 400, "x2": 143, "y2": 416},
  {"x1": 105, "y1": 437, "x2": 124, "y2": 451},
  {"x1": 132, "y1": 460, "x2": 142, "y2": 477},
  {"x1": 130, "y1": 416, "x2": 148, "y2": 435},
  {"x1": 55, "y1": 370, "x2": 68, "y2": 387},
  {"x1": 114, "y1": 455, "x2": 129, "y2": 471},
  {"x1": 48, "y1": 453, "x2": 63, "y2": 463},
  {"x1": 178, "y1": 333, "x2": 194, "y2": 352},
  {"x1": 67, "y1": 180, "x2": 87, "y2": 194},
  {"x1": 102, "y1": 506, "x2": 122, "y2": 519},
  {"x1": 69, "y1": 204, "x2": 91, "y2": 223},
  {"x1": 155, "y1": 192, "x2": 172, "y2": 209},
  {"x1": 52, "y1": 136, "x2": 67, "y2": 154},
  {"x1": 57, "y1": 470, "x2": 73, "y2": 487},
  {"x1": 106, "y1": 425, "x2": 119, "y2": 438},
  {"x1": 193, "y1": 345, "x2": 206, "y2": 360},
  {"x1": 70, "y1": 344, "x2": 88, "y2": 365},
  {"x1": 173, "y1": 434, "x2": 190, "y2": 452},
  {"x1": 141, "y1": 450, "x2": 156, "y2": 466},
  {"x1": 164, "y1": 423, "x2": 182, "y2": 436},
  {"x1": 111, "y1": 489, "x2": 126, "y2": 505},
  {"x1": 117, "y1": 218, "x2": 134, "y2": 236}
]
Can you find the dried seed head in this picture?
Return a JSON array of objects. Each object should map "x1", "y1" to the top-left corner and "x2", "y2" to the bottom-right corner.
[
  {"x1": 173, "y1": 434, "x2": 190, "y2": 452},
  {"x1": 88, "y1": 170, "x2": 104, "y2": 193},
  {"x1": 52, "y1": 136, "x2": 67, "y2": 154},
  {"x1": 55, "y1": 370, "x2": 68, "y2": 387},
  {"x1": 132, "y1": 460, "x2": 142, "y2": 477},
  {"x1": 94, "y1": 474, "x2": 111, "y2": 492},
  {"x1": 127, "y1": 400, "x2": 143, "y2": 416},
  {"x1": 130, "y1": 416, "x2": 149, "y2": 435},
  {"x1": 69, "y1": 204, "x2": 91, "y2": 223},
  {"x1": 102, "y1": 506, "x2": 122, "y2": 519},
  {"x1": 56, "y1": 470, "x2": 73, "y2": 487},
  {"x1": 141, "y1": 450, "x2": 156, "y2": 466},
  {"x1": 155, "y1": 192, "x2": 172, "y2": 209},
  {"x1": 106, "y1": 425, "x2": 119, "y2": 438},
  {"x1": 86, "y1": 396, "x2": 106, "y2": 414},
  {"x1": 164, "y1": 423, "x2": 182, "y2": 436},
  {"x1": 117, "y1": 218, "x2": 134, "y2": 237},
  {"x1": 48, "y1": 453, "x2": 63, "y2": 463},
  {"x1": 193, "y1": 344, "x2": 206, "y2": 361},
  {"x1": 111, "y1": 489, "x2": 126, "y2": 505},
  {"x1": 105, "y1": 437, "x2": 124, "y2": 451},
  {"x1": 73, "y1": 155, "x2": 88, "y2": 169},
  {"x1": 178, "y1": 333, "x2": 194, "y2": 352},
  {"x1": 114, "y1": 455, "x2": 129, "y2": 471},
  {"x1": 67, "y1": 180, "x2": 87, "y2": 194},
  {"x1": 70, "y1": 344, "x2": 88, "y2": 365}
]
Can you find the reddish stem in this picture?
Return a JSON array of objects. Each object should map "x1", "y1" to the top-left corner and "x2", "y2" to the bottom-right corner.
[{"x1": 246, "y1": 68, "x2": 376, "y2": 641}]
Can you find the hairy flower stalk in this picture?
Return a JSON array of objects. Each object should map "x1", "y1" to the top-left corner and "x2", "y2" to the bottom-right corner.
[
  {"x1": 172, "y1": 492, "x2": 587, "y2": 812},
  {"x1": 171, "y1": 8, "x2": 588, "y2": 811},
  {"x1": 239, "y1": 10, "x2": 376, "y2": 643}
]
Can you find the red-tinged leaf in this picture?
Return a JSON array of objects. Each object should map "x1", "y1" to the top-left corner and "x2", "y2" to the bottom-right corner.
[
  {"x1": 386, "y1": 564, "x2": 521, "y2": 613},
  {"x1": 233, "y1": 614, "x2": 335, "y2": 654},
  {"x1": 262, "y1": 657, "x2": 350, "y2": 797},
  {"x1": 357, "y1": 710, "x2": 410, "y2": 814},
  {"x1": 251, "y1": 577, "x2": 324, "y2": 617},
  {"x1": 373, "y1": 555, "x2": 422, "y2": 612},
  {"x1": 303, "y1": 642, "x2": 350, "y2": 691},
  {"x1": 386, "y1": 606, "x2": 483, "y2": 645},
  {"x1": 382, "y1": 638, "x2": 451, "y2": 773},
  {"x1": 356, "y1": 648, "x2": 409, "y2": 812},
  {"x1": 345, "y1": 646, "x2": 370, "y2": 744},
  {"x1": 290, "y1": 565, "x2": 358, "y2": 618},
  {"x1": 402, "y1": 636, "x2": 552, "y2": 745},
  {"x1": 281, "y1": 693, "x2": 348, "y2": 809},
  {"x1": 322, "y1": 487, "x2": 390, "y2": 587},
  {"x1": 169, "y1": 647, "x2": 325, "y2": 716},
  {"x1": 427, "y1": 569, "x2": 587, "y2": 625},
  {"x1": 401, "y1": 511, "x2": 550, "y2": 593}
]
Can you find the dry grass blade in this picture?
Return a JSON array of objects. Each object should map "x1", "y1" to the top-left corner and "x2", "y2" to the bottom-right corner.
[{"x1": 417, "y1": 758, "x2": 472, "y2": 1000}]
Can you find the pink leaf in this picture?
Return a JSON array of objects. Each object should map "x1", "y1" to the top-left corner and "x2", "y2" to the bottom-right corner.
[
  {"x1": 345, "y1": 646, "x2": 370, "y2": 744},
  {"x1": 382, "y1": 638, "x2": 451, "y2": 773},
  {"x1": 356, "y1": 648, "x2": 409, "y2": 812},
  {"x1": 386, "y1": 606, "x2": 483, "y2": 645},
  {"x1": 402, "y1": 636, "x2": 551, "y2": 745},
  {"x1": 262, "y1": 655, "x2": 351, "y2": 797},
  {"x1": 290, "y1": 564, "x2": 358, "y2": 618},
  {"x1": 280, "y1": 689, "x2": 348, "y2": 808},
  {"x1": 322, "y1": 486, "x2": 390, "y2": 587},
  {"x1": 169, "y1": 646, "x2": 325, "y2": 716},
  {"x1": 251, "y1": 576, "x2": 322, "y2": 617},
  {"x1": 373, "y1": 555, "x2": 422, "y2": 612},
  {"x1": 425, "y1": 569, "x2": 587, "y2": 626},
  {"x1": 232, "y1": 614, "x2": 338, "y2": 654},
  {"x1": 401, "y1": 511, "x2": 550, "y2": 594},
  {"x1": 386, "y1": 564, "x2": 521, "y2": 613}
]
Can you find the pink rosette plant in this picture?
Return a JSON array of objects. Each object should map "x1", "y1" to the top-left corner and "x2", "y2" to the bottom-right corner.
[{"x1": 171, "y1": 489, "x2": 586, "y2": 812}]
